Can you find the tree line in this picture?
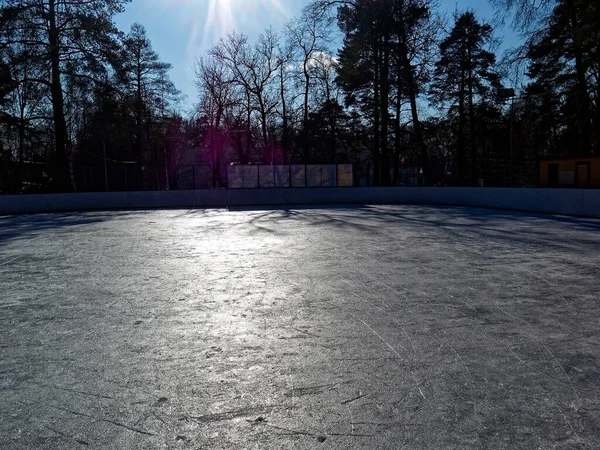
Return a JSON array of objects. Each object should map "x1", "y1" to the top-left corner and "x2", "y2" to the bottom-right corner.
[{"x1": 0, "y1": 0, "x2": 598, "y2": 192}]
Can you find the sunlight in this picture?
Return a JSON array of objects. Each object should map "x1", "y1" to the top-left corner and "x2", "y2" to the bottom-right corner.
[
  {"x1": 161, "y1": 0, "x2": 290, "y2": 65},
  {"x1": 145, "y1": 0, "x2": 290, "y2": 52},
  {"x1": 203, "y1": 0, "x2": 287, "y2": 40}
]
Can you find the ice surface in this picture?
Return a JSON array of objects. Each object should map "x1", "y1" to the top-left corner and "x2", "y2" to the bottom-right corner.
[{"x1": 1, "y1": 205, "x2": 599, "y2": 449}]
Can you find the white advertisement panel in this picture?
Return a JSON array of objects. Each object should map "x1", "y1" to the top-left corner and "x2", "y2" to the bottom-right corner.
[
  {"x1": 243, "y1": 165, "x2": 259, "y2": 188},
  {"x1": 306, "y1": 165, "x2": 322, "y2": 187},
  {"x1": 259, "y1": 165, "x2": 275, "y2": 188},
  {"x1": 273, "y1": 165, "x2": 290, "y2": 188},
  {"x1": 321, "y1": 165, "x2": 336, "y2": 187},
  {"x1": 290, "y1": 165, "x2": 306, "y2": 187},
  {"x1": 228, "y1": 165, "x2": 243, "y2": 189},
  {"x1": 337, "y1": 164, "x2": 353, "y2": 187}
]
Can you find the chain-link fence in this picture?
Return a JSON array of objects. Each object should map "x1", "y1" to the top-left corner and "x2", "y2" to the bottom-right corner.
[{"x1": 1, "y1": 159, "x2": 543, "y2": 194}]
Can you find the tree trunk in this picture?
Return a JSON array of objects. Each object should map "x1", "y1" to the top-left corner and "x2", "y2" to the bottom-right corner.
[
  {"x1": 18, "y1": 120, "x2": 25, "y2": 164},
  {"x1": 280, "y1": 65, "x2": 288, "y2": 163},
  {"x1": 398, "y1": 68, "x2": 427, "y2": 182},
  {"x1": 373, "y1": 38, "x2": 381, "y2": 186},
  {"x1": 246, "y1": 91, "x2": 252, "y2": 160},
  {"x1": 595, "y1": 84, "x2": 600, "y2": 152},
  {"x1": 17, "y1": 119, "x2": 25, "y2": 193},
  {"x1": 329, "y1": 103, "x2": 337, "y2": 163},
  {"x1": 380, "y1": 31, "x2": 391, "y2": 186},
  {"x1": 258, "y1": 98, "x2": 269, "y2": 163},
  {"x1": 396, "y1": 0, "x2": 429, "y2": 185},
  {"x1": 48, "y1": 0, "x2": 69, "y2": 190},
  {"x1": 568, "y1": 0, "x2": 592, "y2": 155},
  {"x1": 163, "y1": 145, "x2": 170, "y2": 190},
  {"x1": 458, "y1": 83, "x2": 466, "y2": 185},
  {"x1": 467, "y1": 43, "x2": 478, "y2": 185},
  {"x1": 457, "y1": 46, "x2": 467, "y2": 185},
  {"x1": 153, "y1": 146, "x2": 160, "y2": 190},
  {"x1": 213, "y1": 107, "x2": 223, "y2": 188},
  {"x1": 393, "y1": 71, "x2": 403, "y2": 186},
  {"x1": 135, "y1": 51, "x2": 144, "y2": 189},
  {"x1": 303, "y1": 60, "x2": 310, "y2": 162},
  {"x1": 18, "y1": 74, "x2": 27, "y2": 167}
]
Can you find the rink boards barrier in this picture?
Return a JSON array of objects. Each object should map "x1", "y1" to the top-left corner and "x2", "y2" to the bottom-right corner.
[{"x1": 1, "y1": 187, "x2": 599, "y2": 218}]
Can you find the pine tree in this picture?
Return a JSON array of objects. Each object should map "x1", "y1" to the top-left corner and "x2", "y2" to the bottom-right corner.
[
  {"x1": 121, "y1": 23, "x2": 179, "y2": 188},
  {"x1": 526, "y1": 0, "x2": 599, "y2": 156},
  {"x1": 336, "y1": 0, "x2": 435, "y2": 186},
  {"x1": 1, "y1": 0, "x2": 131, "y2": 190},
  {"x1": 431, "y1": 11, "x2": 501, "y2": 185}
]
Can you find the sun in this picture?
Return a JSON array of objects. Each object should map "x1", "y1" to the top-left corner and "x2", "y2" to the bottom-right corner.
[
  {"x1": 205, "y1": 0, "x2": 234, "y2": 40},
  {"x1": 148, "y1": 0, "x2": 290, "y2": 70},
  {"x1": 167, "y1": 0, "x2": 288, "y2": 58},
  {"x1": 204, "y1": 0, "x2": 287, "y2": 40}
]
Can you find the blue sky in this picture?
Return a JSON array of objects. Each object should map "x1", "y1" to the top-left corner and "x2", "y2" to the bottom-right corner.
[{"x1": 115, "y1": 0, "x2": 519, "y2": 111}]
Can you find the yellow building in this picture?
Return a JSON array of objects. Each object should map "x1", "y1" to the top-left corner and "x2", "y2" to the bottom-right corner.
[{"x1": 539, "y1": 156, "x2": 600, "y2": 188}]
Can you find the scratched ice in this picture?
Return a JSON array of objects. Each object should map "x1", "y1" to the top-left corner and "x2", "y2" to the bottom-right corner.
[{"x1": 1, "y1": 205, "x2": 599, "y2": 449}]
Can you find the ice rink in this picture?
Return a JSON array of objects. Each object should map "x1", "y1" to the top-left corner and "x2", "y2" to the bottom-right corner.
[{"x1": 1, "y1": 205, "x2": 599, "y2": 449}]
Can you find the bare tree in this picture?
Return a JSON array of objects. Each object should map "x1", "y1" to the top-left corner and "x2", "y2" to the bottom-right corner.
[
  {"x1": 275, "y1": 41, "x2": 295, "y2": 162},
  {"x1": 490, "y1": 0, "x2": 555, "y2": 31},
  {"x1": 286, "y1": 5, "x2": 335, "y2": 159},
  {"x1": 210, "y1": 29, "x2": 281, "y2": 162},
  {"x1": 194, "y1": 54, "x2": 238, "y2": 184}
]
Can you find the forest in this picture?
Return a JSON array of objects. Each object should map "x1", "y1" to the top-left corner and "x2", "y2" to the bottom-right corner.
[{"x1": 0, "y1": 0, "x2": 598, "y2": 192}]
